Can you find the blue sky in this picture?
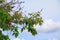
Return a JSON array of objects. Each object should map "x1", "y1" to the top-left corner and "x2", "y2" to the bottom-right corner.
[{"x1": 5, "y1": 0, "x2": 60, "y2": 40}]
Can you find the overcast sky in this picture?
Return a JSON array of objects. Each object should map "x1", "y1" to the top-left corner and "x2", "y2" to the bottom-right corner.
[{"x1": 6, "y1": 0, "x2": 60, "y2": 40}]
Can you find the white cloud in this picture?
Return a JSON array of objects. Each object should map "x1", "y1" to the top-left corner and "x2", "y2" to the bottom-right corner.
[
  {"x1": 15, "y1": 38, "x2": 20, "y2": 40},
  {"x1": 21, "y1": 39, "x2": 25, "y2": 40},
  {"x1": 48, "y1": 37, "x2": 58, "y2": 40},
  {"x1": 34, "y1": 19, "x2": 60, "y2": 33},
  {"x1": 52, "y1": 38, "x2": 58, "y2": 40},
  {"x1": 12, "y1": 38, "x2": 25, "y2": 40}
]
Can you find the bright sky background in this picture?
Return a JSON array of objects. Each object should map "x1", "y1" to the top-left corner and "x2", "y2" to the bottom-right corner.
[{"x1": 6, "y1": 0, "x2": 60, "y2": 40}]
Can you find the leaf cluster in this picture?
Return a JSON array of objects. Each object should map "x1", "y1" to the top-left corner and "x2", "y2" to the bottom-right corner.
[{"x1": 0, "y1": 0, "x2": 43, "y2": 40}]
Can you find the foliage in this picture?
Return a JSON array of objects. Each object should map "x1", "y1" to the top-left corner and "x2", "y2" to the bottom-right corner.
[{"x1": 0, "y1": 0, "x2": 43, "y2": 40}]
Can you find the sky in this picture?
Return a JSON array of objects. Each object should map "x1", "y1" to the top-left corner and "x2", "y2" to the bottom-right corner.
[{"x1": 5, "y1": 0, "x2": 60, "y2": 40}]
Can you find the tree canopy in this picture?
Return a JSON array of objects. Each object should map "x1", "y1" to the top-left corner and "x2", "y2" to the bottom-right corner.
[{"x1": 0, "y1": 0, "x2": 43, "y2": 40}]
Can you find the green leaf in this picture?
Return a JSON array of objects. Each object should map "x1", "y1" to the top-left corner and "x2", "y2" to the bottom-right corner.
[
  {"x1": 28, "y1": 27, "x2": 37, "y2": 36},
  {"x1": 21, "y1": 27, "x2": 25, "y2": 32},
  {"x1": 12, "y1": 27, "x2": 19, "y2": 38}
]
